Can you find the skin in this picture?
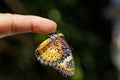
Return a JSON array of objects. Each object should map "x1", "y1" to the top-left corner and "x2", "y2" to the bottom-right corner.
[{"x1": 0, "y1": 13, "x2": 57, "y2": 38}]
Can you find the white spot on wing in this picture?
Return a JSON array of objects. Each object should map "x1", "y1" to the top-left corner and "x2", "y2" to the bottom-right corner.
[{"x1": 60, "y1": 54, "x2": 73, "y2": 67}]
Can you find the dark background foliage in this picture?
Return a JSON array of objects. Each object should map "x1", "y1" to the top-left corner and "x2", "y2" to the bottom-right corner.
[{"x1": 0, "y1": 0, "x2": 118, "y2": 80}]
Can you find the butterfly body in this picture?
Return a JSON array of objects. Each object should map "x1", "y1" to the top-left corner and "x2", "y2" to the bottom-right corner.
[{"x1": 35, "y1": 33, "x2": 75, "y2": 76}]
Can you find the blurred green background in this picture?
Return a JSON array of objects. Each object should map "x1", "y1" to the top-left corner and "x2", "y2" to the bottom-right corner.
[{"x1": 0, "y1": 0, "x2": 117, "y2": 80}]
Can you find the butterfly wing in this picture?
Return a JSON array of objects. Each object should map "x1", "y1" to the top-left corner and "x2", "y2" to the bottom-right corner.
[
  {"x1": 54, "y1": 37, "x2": 75, "y2": 76},
  {"x1": 35, "y1": 33, "x2": 75, "y2": 76},
  {"x1": 35, "y1": 38, "x2": 62, "y2": 66}
]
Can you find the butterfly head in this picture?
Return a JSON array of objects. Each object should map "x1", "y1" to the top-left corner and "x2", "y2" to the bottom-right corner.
[
  {"x1": 50, "y1": 33, "x2": 64, "y2": 39},
  {"x1": 57, "y1": 33, "x2": 64, "y2": 37}
]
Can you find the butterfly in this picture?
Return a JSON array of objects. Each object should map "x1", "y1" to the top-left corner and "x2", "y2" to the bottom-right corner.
[{"x1": 35, "y1": 33, "x2": 75, "y2": 77}]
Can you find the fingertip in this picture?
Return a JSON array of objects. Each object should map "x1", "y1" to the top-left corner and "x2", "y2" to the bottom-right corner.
[
  {"x1": 32, "y1": 17, "x2": 57, "y2": 34},
  {"x1": 50, "y1": 21, "x2": 57, "y2": 33}
]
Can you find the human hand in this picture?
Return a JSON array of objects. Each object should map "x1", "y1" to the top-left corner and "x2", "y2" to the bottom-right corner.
[{"x1": 0, "y1": 13, "x2": 57, "y2": 38}]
